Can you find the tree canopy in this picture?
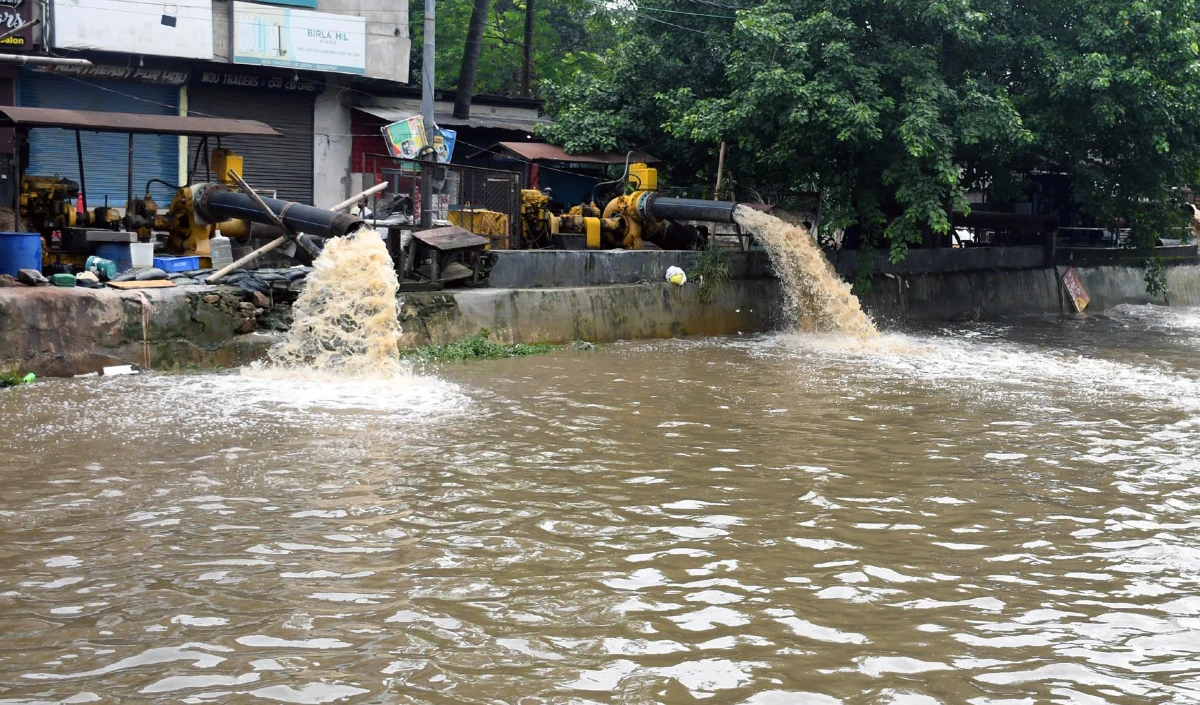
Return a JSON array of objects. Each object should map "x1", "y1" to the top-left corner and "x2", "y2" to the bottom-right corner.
[
  {"x1": 411, "y1": 0, "x2": 617, "y2": 98},
  {"x1": 539, "y1": 0, "x2": 1200, "y2": 260}
]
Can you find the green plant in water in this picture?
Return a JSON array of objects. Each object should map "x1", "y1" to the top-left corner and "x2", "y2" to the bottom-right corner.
[
  {"x1": 1145, "y1": 258, "x2": 1170, "y2": 303},
  {"x1": 403, "y1": 329, "x2": 558, "y2": 362},
  {"x1": 0, "y1": 370, "x2": 35, "y2": 388},
  {"x1": 689, "y1": 245, "x2": 732, "y2": 303}
]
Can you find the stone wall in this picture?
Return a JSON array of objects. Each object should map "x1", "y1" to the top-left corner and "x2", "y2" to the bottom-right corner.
[{"x1": 0, "y1": 287, "x2": 272, "y2": 377}]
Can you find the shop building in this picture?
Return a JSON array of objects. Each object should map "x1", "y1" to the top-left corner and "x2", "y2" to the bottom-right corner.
[{"x1": 2, "y1": 0, "x2": 411, "y2": 208}]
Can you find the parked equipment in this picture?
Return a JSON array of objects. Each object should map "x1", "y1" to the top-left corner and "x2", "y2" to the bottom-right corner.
[{"x1": 520, "y1": 163, "x2": 735, "y2": 250}]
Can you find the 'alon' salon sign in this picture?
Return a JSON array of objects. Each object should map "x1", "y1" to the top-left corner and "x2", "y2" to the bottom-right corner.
[
  {"x1": 231, "y1": 1, "x2": 365, "y2": 75},
  {"x1": 0, "y1": 0, "x2": 33, "y2": 51}
]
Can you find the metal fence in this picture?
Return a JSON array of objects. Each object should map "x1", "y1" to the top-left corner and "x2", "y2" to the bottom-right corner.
[{"x1": 358, "y1": 154, "x2": 524, "y2": 249}]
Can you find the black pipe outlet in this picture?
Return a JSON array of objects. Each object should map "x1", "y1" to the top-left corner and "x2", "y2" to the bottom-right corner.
[
  {"x1": 643, "y1": 195, "x2": 737, "y2": 224},
  {"x1": 202, "y1": 190, "x2": 365, "y2": 239}
]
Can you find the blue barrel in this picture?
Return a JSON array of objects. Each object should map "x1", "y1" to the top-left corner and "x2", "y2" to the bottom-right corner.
[{"x1": 0, "y1": 232, "x2": 42, "y2": 277}]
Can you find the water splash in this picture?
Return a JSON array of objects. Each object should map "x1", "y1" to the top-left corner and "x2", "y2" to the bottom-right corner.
[
  {"x1": 733, "y1": 206, "x2": 877, "y2": 338},
  {"x1": 266, "y1": 230, "x2": 406, "y2": 378}
]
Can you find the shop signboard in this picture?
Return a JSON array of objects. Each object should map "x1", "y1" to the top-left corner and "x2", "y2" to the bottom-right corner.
[
  {"x1": 51, "y1": 0, "x2": 213, "y2": 59},
  {"x1": 0, "y1": 0, "x2": 33, "y2": 51},
  {"x1": 243, "y1": 0, "x2": 317, "y2": 6},
  {"x1": 38, "y1": 63, "x2": 191, "y2": 85},
  {"x1": 232, "y1": 2, "x2": 366, "y2": 75},
  {"x1": 192, "y1": 69, "x2": 324, "y2": 95}
]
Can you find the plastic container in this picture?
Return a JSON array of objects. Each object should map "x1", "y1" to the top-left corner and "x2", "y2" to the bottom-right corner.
[
  {"x1": 0, "y1": 232, "x2": 43, "y2": 277},
  {"x1": 130, "y1": 242, "x2": 155, "y2": 269},
  {"x1": 153, "y1": 255, "x2": 200, "y2": 272},
  {"x1": 94, "y1": 243, "x2": 132, "y2": 273},
  {"x1": 210, "y1": 233, "x2": 233, "y2": 270},
  {"x1": 85, "y1": 256, "x2": 118, "y2": 281}
]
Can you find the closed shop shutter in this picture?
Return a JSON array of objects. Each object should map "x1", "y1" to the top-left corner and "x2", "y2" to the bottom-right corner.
[
  {"x1": 19, "y1": 70, "x2": 179, "y2": 207},
  {"x1": 188, "y1": 87, "x2": 313, "y2": 203}
]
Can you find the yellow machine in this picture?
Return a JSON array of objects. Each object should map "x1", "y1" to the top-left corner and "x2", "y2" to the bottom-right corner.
[
  {"x1": 19, "y1": 148, "x2": 270, "y2": 267},
  {"x1": 520, "y1": 163, "x2": 725, "y2": 250},
  {"x1": 125, "y1": 149, "x2": 273, "y2": 260},
  {"x1": 19, "y1": 176, "x2": 121, "y2": 235}
]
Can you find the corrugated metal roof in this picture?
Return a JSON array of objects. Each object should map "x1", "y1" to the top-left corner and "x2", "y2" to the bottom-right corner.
[
  {"x1": 0, "y1": 107, "x2": 281, "y2": 137},
  {"x1": 354, "y1": 105, "x2": 549, "y2": 132},
  {"x1": 477, "y1": 141, "x2": 660, "y2": 165}
]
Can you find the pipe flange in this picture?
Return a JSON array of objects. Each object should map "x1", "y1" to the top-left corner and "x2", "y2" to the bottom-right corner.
[
  {"x1": 635, "y1": 191, "x2": 656, "y2": 222},
  {"x1": 192, "y1": 182, "x2": 236, "y2": 225}
]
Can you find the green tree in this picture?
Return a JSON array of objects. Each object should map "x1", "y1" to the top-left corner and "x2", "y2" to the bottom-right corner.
[
  {"x1": 541, "y1": 0, "x2": 1200, "y2": 262},
  {"x1": 411, "y1": 0, "x2": 615, "y2": 98}
]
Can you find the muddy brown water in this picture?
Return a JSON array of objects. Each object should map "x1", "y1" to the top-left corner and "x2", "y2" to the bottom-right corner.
[{"x1": 3, "y1": 305, "x2": 1200, "y2": 703}]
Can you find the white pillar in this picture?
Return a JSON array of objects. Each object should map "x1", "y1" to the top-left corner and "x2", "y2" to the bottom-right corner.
[
  {"x1": 313, "y1": 74, "x2": 352, "y2": 208},
  {"x1": 178, "y1": 85, "x2": 188, "y2": 186}
]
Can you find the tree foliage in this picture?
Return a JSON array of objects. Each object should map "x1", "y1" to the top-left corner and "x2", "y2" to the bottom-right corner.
[
  {"x1": 411, "y1": 0, "x2": 616, "y2": 98},
  {"x1": 541, "y1": 0, "x2": 1200, "y2": 260}
]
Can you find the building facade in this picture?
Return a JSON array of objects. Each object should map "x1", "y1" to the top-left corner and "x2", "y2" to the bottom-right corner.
[{"x1": 1, "y1": 0, "x2": 410, "y2": 208}]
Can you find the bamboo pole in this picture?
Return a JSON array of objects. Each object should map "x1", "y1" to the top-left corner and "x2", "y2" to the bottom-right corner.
[
  {"x1": 329, "y1": 181, "x2": 388, "y2": 213},
  {"x1": 713, "y1": 141, "x2": 727, "y2": 201}
]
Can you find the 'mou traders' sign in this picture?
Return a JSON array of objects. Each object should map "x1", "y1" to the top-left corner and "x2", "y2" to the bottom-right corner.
[{"x1": 231, "y1": 1, "x2": 365, "y2": 75}]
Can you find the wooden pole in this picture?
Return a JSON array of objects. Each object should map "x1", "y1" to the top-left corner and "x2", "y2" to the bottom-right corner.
[{"x1": 713, "y1": 141, "x2": 726, "y2": 201}]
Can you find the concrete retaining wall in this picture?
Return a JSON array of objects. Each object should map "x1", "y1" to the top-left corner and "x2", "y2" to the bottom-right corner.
[
  {"x1": 2, "y1": 258, "x2": 1197, "y2": 378},
  {"x1": 487, "y1": 250, "x2": 774, "y2": 288},
  {"x1": 398, "y1": 281, "x2": 781, "y2": 347},
  {"x1": 0, "y1": 287, "x2": 273, "y2": 377},
  {"x1": 859, "y1": 265, "x2": 1200, "y2": 322}
]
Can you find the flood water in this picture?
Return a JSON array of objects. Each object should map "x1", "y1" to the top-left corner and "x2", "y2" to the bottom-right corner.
[{"x1": 3, "y1": 304, "x2": 1200, "y2": 704}]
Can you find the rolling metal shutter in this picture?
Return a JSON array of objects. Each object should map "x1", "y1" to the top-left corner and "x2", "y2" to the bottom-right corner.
[
  {"x1": 187, "y1": 87, "x2": 314, "y2": 203},
  {"x1": 19, "y1": 70, "x2": 179, "y2": 207}
]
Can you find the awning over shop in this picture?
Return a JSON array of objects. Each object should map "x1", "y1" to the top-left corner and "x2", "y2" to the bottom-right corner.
[
  {"x1": 469, "y1": 141, "x2": 660, "y2": 165},
  {"x1": 0, "y1": 106, "x2": 281, "y2": 137},
  {"x1": 352, "y1": 105, "x2": 549, "y2": 132}
]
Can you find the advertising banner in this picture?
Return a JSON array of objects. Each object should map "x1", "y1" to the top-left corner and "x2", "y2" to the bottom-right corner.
[
  {"x1": 52, "y1": 0, "x2": 213, "y2": 59},
  {"x1": 382, "y1": 116, "x2": 427, "y2": 160},
  {"x1": 382, "y1": 118, "x2": 456, "y2": 164},
  {"x1": 232, "y1": 1, "x2": 366, "y2": 75}
]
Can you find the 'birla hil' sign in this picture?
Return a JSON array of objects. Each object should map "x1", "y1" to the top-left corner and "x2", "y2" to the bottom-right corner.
[{"x1": 231, "y1": 1, "x2": 366, "y2": 76}]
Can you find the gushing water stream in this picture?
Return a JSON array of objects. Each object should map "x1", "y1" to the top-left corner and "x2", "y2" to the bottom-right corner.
[
  {"x1": 734, "y1": 206, "x2": 878, "y2": 338},
  {"x1": 265, "y1": 230, "x2": 406, "y2": 377}
]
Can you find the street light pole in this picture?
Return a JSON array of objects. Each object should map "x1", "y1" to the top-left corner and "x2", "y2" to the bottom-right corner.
[{"x1": 420, "y1": 0, "x2": 436, "y2": 228}]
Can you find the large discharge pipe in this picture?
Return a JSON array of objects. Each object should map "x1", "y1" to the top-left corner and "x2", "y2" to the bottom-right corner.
[
  {"x1": 640, "y1": 194, "x2": 738, "y2": 224},
  {"x1": 201, "y1": 189, "x2": 365, "y2": 238}
]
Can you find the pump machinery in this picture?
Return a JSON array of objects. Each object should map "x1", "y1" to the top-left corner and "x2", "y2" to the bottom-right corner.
[
  {"x1": 20, "y1": 148, "x2": 361, "y2": 269},
  {"x1": 519, "y1": 163, "x2": 737, "y2": 250},
  {"x1": 20, "y1": 154, "x2": 738, "y2": 276}
]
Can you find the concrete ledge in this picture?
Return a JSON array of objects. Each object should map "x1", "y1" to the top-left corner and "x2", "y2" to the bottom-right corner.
[
  {"x1": 858, "y1": 264, "x2": 1200, "y2": 321},
  {"x1": 0, "y1": 286, "x2": 272, "y2": 376},
  {"x1": 487, "y1": 250, "x2": 774, "y2": 288},
  {"x1": 4, "y1": 262, "x2": 1197, "y2": 377},
  {"x1": 831, "y1": 246, "x2": 1048, "y2": 275},
  {"x1": 398, "y1": 281, "x2": 782, "y2": 347}
]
